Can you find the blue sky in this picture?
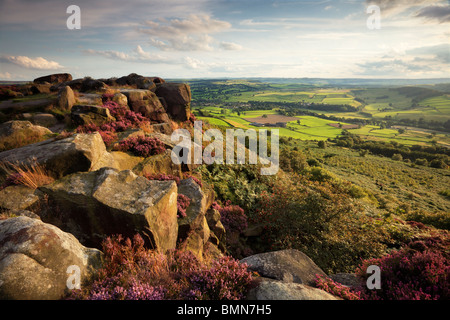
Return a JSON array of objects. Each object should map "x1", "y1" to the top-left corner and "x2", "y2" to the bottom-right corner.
[{"x1": 0, "y1": 0, "x2": 449, "y2": 80}]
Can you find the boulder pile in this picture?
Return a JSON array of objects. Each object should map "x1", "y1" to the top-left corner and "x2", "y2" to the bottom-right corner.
[{"x1": 0, "y1": 73, "x2": 339, "y2": 301}]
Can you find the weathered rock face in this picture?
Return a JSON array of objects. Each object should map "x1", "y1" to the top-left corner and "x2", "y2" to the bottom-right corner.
[
  {"x1": 32, "y1": 113, "x2": 58, "y2": 128},
  {"x1": 120, "y1": 89, "x2": 169, "y2": 122},
  {"x1": 176, "y1": 178, "x2": 216, "y2": 259},
  {"x1": 177, "y1": 178, "x2": 215, "y2": 237},
  {"x1": 132, "y1": 149, "x2": 183, "y2": 178},
  {"x1": 112, "y1": 92, "x2": 128, "y2": 106},
  {"x1": 39, "y1": 168, "x2": 179, "y2": 252},
  {"x1": 205, "y1": 207, "x2": 226, "y2": 251},
  {"x1": 51, "y1": 77, "x2": 107, "y2": 93},
  {"x1": 0, "y1": 132, "x2": 115, "y2": 178},
  {"x1": 33, "y1": 73, "x2": 73, "y2": 84},
  {"x1": 155, "y1": 83, "x2": 191, "y2": 121},
  {"x1": 240, "y1": 249, "x2": 327, "y2": 287},
  {"x1": 0, "y1": 120, "x2": 52, "y2": 140},
  {"x1": 246, "y1": 278, "x2": 339, "y2": 300},
  {"x1": 151, "y1": 122, "x2": 173, "y2": 135},
  {"x1": 57, "y1": 86, "x2": 76, "y2": 111},
  {"x1": 114, "y1": 73, "x2": 157, "y2": 91},
  {"x1": 80, "y1": 78, "x2": 107, "y2": 93},
  {"x1": 71, "y1": 105, "x2": 116, "y2": 126},
  {"x1": 0, "y1": 216, "x2": 102, "y2": 300},
  {"x1": 30, "y1": 83, "x2": 52, "y2": 94},
  {"x1": 0, "y1": 186, "x2": 43, "y2": 212}
]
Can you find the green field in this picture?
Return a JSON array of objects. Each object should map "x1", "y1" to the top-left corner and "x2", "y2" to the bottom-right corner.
[{"x1": 190, "y1": 79, "x2": 450, "y2": 147}]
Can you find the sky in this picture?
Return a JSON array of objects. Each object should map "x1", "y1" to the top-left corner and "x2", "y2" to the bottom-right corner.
[{"x1": 0, "y1": 0, "x2": 449, "y2": 80}]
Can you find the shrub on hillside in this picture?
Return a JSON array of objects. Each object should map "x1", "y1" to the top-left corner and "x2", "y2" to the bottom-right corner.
[
  {"x1": 415, "y1": 158, "x2": 428, "y2": 166},
  {"x1": 251, "y1": 175, "x2": 391, "y2": 273},
  {"x1": 67, "y1": 234, "x2": 253, "y2": 300},
  {"x1": 213, "y1": 201, "x2": 248, "y2": 235},
  {"x1": 199, "y1": 164, "x2": 274, "y2": 213},
  {"x1": 212, "y1": 201, "x2": 250, "y2": 258},
  {"x1": 316, "y1": 236, "x2": 450, "y2": 300},
  {"x1": 116, "y1": 136, "x2": 165, "y2": 157}
]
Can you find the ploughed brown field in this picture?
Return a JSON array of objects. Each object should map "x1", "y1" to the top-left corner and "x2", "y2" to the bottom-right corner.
[
  {"x1": 328, "y1": 123, "x2": 359, "y2": 129},
  {"x1": 244, "y1": 114, "x2": 298, "y2": 124}
]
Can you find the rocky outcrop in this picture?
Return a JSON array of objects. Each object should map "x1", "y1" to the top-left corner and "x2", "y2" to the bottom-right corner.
[
  {"x1": 57, "y1": 86, "x2": 76, "y2": 111},
  {"x1": 0, "y1": 132, "x2": 115, "y2": 178},
  {"x1": 0, "y1": 185, "x2": 44, "y2": 211},
  {"x1": 71, "y1": 105, "x2": 116, "y2": 126},
  {"x1": 113, "y1": 73, "x2": 157, "y2": 91},
  {"x1": 132, "y1": 149, "x2": 183, "y2": 178},
  {"x1": 112, "y1": 92, "x2": 128, "y2": 106},
  {"x1": 120, "y1": 89, "x2": 169, "y2": 123},
  {"x1": 0, "y1": 216, "x2": 102, "y2": 300},
  {"x1": 39, "y1": 168, "x2": 179, "y2": 251},
  {"x1": 246, "y1": 278, "x2": 339, "y2": 300},
  {"x1": 51, "y1": 77, "x2": 107, "y2": 93},
  {"x1": 30, "y1": 83, "x2": 52, "y2": 94},
  {"x1": 34, "y1": 73, "x2": 73, "y2": 84},
  {"x1": 205, "y1": 207, "x2": 226, "y2": 251},
  {"x1": 240, "y1": 249, "x2": 327, "y2": 286},
  {"x1": 176, "y1": 178, "x2": 215, "y2": 259},
  {"x1": 0, "y1": 120, "x2": 52, "y2": 140},
  {"x1": 241, "y1": 249, "x2": 340, "y2": 300},
  {"x1": 31, "y1": 113, "x2": 58, "y2": 128},
  {"x1": 155, "y1": 83, "x2": 191, "y2": 121}
]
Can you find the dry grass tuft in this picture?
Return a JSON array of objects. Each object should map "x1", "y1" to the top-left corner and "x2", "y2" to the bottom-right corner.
[{"x1": 0, "y1": 160, "x2": 55, "y2": 190}]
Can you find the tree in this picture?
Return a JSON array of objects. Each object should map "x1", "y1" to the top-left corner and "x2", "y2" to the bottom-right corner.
[{"x1": 318, "y1": 140, "x2": 327, "y2": 149}]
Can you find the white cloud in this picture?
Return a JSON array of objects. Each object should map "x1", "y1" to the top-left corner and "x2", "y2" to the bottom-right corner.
[
  {"x1": 84, "y1": 46, "x2": 170, "y2": 63},
  {"x1": 139, "y1": 14, "x2": 232, "y2": 51},
  {"x1": 356, "y1": 43, "x2": 450, "y2": 76},
  {"x1": 0, "y1": 55, "x2": 63, "y2": 70},
  {"x1": 219, "y1": 42, "x2": 243, "y2": 51},
  {"x1": 84, "y1": 49, "x2": 132, "y2": 61},
  {"x1": 0, "y1": 72, "x2": 12, "y2": 79}
]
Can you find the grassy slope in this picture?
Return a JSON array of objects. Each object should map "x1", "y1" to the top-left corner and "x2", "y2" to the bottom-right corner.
[{"x1": 299, "y1": 140, "x2": 450, "y2": 214}]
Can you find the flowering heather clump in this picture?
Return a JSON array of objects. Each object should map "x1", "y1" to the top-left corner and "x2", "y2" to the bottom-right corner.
[
  {"x1": 354, "y1": 237, "x2": 450, "y2": 300},
  {"x1": 117, "y1": 136, "x2": 166, "y2": 158},
  {"x1": 177, "y1": 194, "x2": 191, "y2": 218},
  {"x1": 67, "y1": 234, "x2": 253, "y2": 300},
  {"x1": 215, "y1": 201, "x2": 248, "y2": 235},
  {"x1": 185, "y1": 256, "x2": 253, "y2": 300},
  {"x1": 76, "y1": 123, "x2": 117, "y2": 147},
  {"x1": 314, "y1": 275, "x2": 361, "y2": 300},
  {"x1": 144, "y1": 173, "x2": 180, "y2": 185},
  {"x1": 75, "y1": 101, "x2": 151, "y2": 146},
  {"x1": 98, "y1": 130, "x2": 117, "y2": 147},
  {"x1": 103, "y1": 101, "x2": 148, "y2": 130},
  {"x1": 315, "y1": 236, "x2": 450, "y2": 300}
]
